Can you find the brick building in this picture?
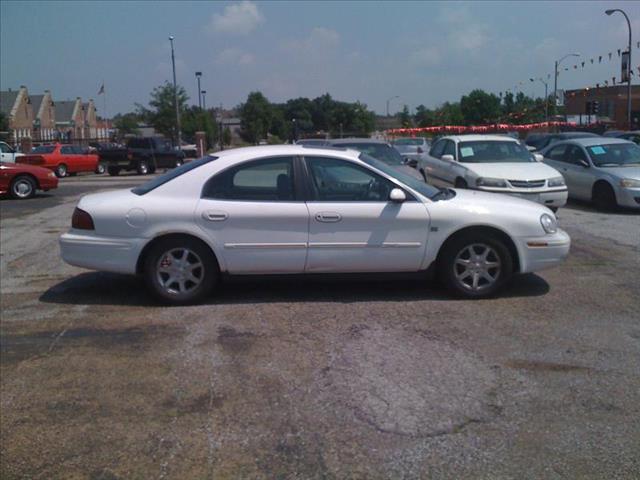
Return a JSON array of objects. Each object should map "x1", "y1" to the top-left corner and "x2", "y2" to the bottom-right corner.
[
  {"x1": 55, "y1": 98, "x2": 84, "y2": 140},
  {"x1": 564, "y1": 85, "x2": 640, "y2": 129},
  {"x1": 31, "y1": 90, "x2": 56, "y2": 141},
  {"x1": 0, "y1": 86, "x2": 33, "y2": 142}
]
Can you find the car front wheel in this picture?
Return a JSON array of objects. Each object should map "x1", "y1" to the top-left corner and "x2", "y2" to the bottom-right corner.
[
  {"x1": 9, "y1": 175, "x2": 36, "y2": 199},
  {"x1": 137, "y1": 160, "x2": 149, "y2": 175},
  {"x1": 439, "y1": 234, "x2": 513, "y2": 298},
  {"x1": 143, "y1": 237, "x2": 217, "y2": 305}
]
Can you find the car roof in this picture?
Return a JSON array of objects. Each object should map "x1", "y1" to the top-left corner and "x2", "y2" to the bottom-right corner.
[
  {"x1": 554, "y1": 137, "x2": 631, "y2": 147},
  {"x1": 326, "y1": 138, "x2": 388, "y2": 145},
  {"x1": 438, "y1": 134, "x2": 519, "y2": 143},
  {"x1": 210, "y1": 144, "x2": 361, "y2": 160},
  {"x1": 556, "y1": 131, "x2": 599, "y2": 138}
]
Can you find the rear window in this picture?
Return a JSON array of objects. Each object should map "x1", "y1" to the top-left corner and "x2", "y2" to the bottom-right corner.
[
  {"x1": 132, "y1": 156, "x2": 217, "y2": 195},
  {"x1": 339, "y1": 143, "x2": 404, "y2": 165},
  {"x1": 32, "y1": 145, "x2": 55, "y2": 154},
  {"x1": 394, "y1": 138, "x2": 424, "y2": 146}
]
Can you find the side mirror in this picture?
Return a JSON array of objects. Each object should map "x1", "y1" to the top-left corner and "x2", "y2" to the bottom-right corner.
[
  {"x1": 389, "y1": 188, "x2": 406, "y2": 203},
  {"x1": 441, "y1": 154, "x2": 455, "y2": 162},
  {"x1": 405, "y1": 158, "x2": 418, "y2": 168},
  {"x1": 533, "y1": 153, "x2": 544, "y2": 162}
]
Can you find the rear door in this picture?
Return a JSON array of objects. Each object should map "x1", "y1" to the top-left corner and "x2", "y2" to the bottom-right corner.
[
  {"x1": 59, "y1": 145, "x2": 79, "y2": 172},
  {"x1": 303, "y1": 156, "x2": 429, "y2": 273},
  {"x1": 196, "y1": 156, "x2": 309, "y2": 274}
]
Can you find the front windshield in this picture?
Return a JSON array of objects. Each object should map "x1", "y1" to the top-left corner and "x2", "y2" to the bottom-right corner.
[
  {"x1": 132, "y1": 155, "x2": 217, "y2": 195},
  {"x1": 394, "y1": 138, "x2": 423, "y2": 146},
  {"x1": 587, "y1": 143, "x2": 640, "y2": 167},
  {"x1": 341, "y1": 143, "x2": 404, "y2": 165},
  {"x1": 359, "y1": 153, "x2": 440, "y2": 199},
  {"x1": 457, "y1": 141, "x2": 534, "y2": 163}
]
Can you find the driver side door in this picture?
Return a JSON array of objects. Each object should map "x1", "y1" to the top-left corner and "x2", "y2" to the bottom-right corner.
[{"x1": 303, "y1": 156, "x2": 430, "y2": 273}]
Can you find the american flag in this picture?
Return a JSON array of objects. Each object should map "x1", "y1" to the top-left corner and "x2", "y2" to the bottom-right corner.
[{"x1": 97, "y1": 83, "x2": 105, "y2": 95}]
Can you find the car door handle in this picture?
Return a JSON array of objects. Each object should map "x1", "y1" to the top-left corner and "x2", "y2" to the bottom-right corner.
[
  {"x1": 202, "y1": 211, "x2": 228, "y2": 222},
  {"x1": 315, "y1": 212, "x2": 342, "y2": 223}
]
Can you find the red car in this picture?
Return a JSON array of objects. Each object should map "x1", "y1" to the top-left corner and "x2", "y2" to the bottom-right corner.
[
  {"x1": 0, "y1": 161, "x2": 59, "y2": 199},
  {"x1": 17, "y1": 143, "x2": 100, "y2": 177}
]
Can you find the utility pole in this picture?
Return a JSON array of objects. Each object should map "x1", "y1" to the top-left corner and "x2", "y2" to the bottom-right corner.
[
  {"x1": 195, "y1": 72, "x2": 202, "y2": 109},
  {"x1": 386, "y1": 95, "x2": 399, "y2": 117},
  {"x1": 169, "y1": 35, "x2": 182, "y2": 147},
  {"x1": 201, "y1": 90, "x2": 207, "y2": 110},
  {"x1": 553, "y1": 53, "x2": 580, "y2": 120},
  {"x1": 530, "y1": 77, "x2": 549, "y2": 122}
]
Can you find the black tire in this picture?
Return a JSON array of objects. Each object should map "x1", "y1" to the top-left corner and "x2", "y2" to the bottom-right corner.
[
  {"x1": 549, "y1": 207, "x2": 558, "y2": 213},
  {"x1": 55, "y1": 164, "x2": 68, "y2": 178},
  {"x1": 149, "y1": 165, "x2": 157, "y2": 174},
  {"x1": 592, "y1": 182, "x2": 616, "y2": 211},
  {"x1": 143, "y1": 236, "x2": 218, "y2": 305},
  {"x1": 107, "y1": 165, "x2": 121, "y2": 176},
  {"x1": 455, "y1": 178, "x2": 468, "y2": 189},
  {"x1": 137, "y1": 160, "x2": 149, "y2": 175},
  {"x1": 439, "y1": 233, "x2": 513, "y2": 299},
  {"x1": 95, "y1": 162, "x2": 106, "y2": 174},
  {"x1": 174, "y1": 158, "x2": 183, "y2": 168},
  {"x1": 9, "y1": 175, "x2": 36, "y2": 199}
]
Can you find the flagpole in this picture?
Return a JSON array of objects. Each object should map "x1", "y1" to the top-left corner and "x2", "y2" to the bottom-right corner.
[{"x1": 103, "y1": 79, "x2": 107, "y2": 139}]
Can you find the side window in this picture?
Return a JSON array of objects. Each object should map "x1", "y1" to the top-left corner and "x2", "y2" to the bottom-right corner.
[
  {"x1": 202, "y1": 157, "x2": 295, "y2": 201},
  {"x1": 0, "y1": 143, "x2": 10, "y2": 153},
  {"x1": 546, "y1": 144, "x2": 567, "y2": 162},
  {"x1": 567, "y1": 146, "x2": 588, "y2": 165},
  {"x1": 442, "y1": 140, "x2": 456, "y2": 158},
  {"x1": 60, "y1": 146, "x2": 74, "y2": 154},
  {"x1": 307, "y1": 156, "x2": 393, "y2": 202},
  {"x1": 429, "y1": 140, "x2": 445, "y2": 158}
]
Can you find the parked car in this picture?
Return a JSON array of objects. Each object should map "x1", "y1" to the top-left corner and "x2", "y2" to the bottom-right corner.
[
  {"x1": 295, "y1": 139, "x2": 329, "y2": 146},
  {"x1": 16, "y1": 143, "x2": 100, "y2": 177},
  {"x1": 525, "y1": 131, "x2": 599, "y2": 152},
  {"x1": 98, "y1": 137, "x2": 185, "y2": 176},
  {"x1": 421, "y1": 135, "x2": 567, "y2": 211},
  {"x1": 60, "y1": 145, "x2": 570, "y2": 305},
  {"x1": 392, "y1": 137, "x2": 430, "y2": 167},
  {"x1": 322, "y1": 138, "x2": 425, "y2": 182},
  {"x1": 0, "y1": 141, "x2": 24, "y2": 163},
  {"x1": 603, "y1": 130, "x2": 640, "y2": 144},
  {"x1": 0, "y1": 161, "x2": 58, "y2": 199},
  {"x1": 540, "y1": 137, "x2": 640, "y2": 210}
]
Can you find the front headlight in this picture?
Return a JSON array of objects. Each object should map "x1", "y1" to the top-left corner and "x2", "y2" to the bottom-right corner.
[
  {"x1": 620, "y1": 178, "x2": 640, "y2": 188},
  {"x1": 540, "y1": 213, "x2": 557, "y2": 234},
  {"x1": 548, "y1": 176, "x2": 565, "y2": 187},
  {"x1": 476, "y1": 177, "x2": 507, "y2": 188}
]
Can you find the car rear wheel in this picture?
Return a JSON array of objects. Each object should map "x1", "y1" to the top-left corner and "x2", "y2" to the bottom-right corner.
[
  {"x1": 137, "y1": 160, "x2": 149, "y2": 175},
  {"x1": 175, "y1": 159, "x2": 183, "y2": 168},
  {"x1": 95, "y1": 162, "x2": 106, "y2": 174},
  {"x1": 439, "y1": 234, "x2": 512, "y2": 298},
  {"x1": 455, "y1": 178, "x2": 468, "y2": 189},
  {"x1": 9, "y1": 175, "x2": 36, "y2": 199},
  {"x1": 107, "y1": 165, "x2": 120, "y2": 176},
  {"x1": 55, "y1": 164, "x2": 68, "y2": 178},
  {"x1": 143, "y1": 237, "x2": 218, "y2": 305},
  {"x1": 592, "y1": 182, "x2": 617, "y2": 211}
]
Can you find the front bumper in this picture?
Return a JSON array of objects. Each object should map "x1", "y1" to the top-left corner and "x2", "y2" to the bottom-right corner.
[
  {"x1": 60, "y1": 231, "x2": 145, "y2": 274},
  {"x1": 477, "y1": 187, "x2": 568, "y2": 208},
  {"x1": 515, "y1": 228, "x2": 571, "y2": 273},
  {"x1": 615, "y1": 186, "x2": 640, "y2": 209}
]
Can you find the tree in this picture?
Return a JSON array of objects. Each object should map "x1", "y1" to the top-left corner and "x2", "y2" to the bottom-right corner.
[
  {"x1": 460, "y1": 89, "x2": 501, "y2": 125},
  {"x1": 414, "y1": 105, "x2": 435, "y2": 127},
  {"x1": 399, "y1": 105, "x2": 412, "y2": 128},
  {"x1": 136, "y1": 82, "x2": 188, "y2": 142},
  {"x1": 239, "y1": 91, "x2": 272, "y2": 144},
  {"x1": 222, "y1": 126, "x2": 232, "y2": 146},
  {"x1": 181, "y1": 107, "x2": 218, "y2": 147},
  {"x1": 112, "y1": 112, "x2": 140, "y2": 137},
  {"x1": 435, "y1": 102, "x2": 464, "y2": 125}
]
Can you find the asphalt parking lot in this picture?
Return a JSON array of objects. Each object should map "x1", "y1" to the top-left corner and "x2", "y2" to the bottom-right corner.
[{"x1": 1, "y1": 174, "x2": 639, "y2": 479}]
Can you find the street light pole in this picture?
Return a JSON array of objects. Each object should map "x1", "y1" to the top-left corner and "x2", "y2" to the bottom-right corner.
[
  {"x1": 606, "y1": 9, "x2": 632, "y2": 129},
  {"x1": 195, "y1": 72, "x2": 202, "y2": 109},
  {"x1": 386, "y1": 95, "x2": 399, "y2": 117},
  {"x1": 169, "y1": 35, "x2": 182, "y2": 147},
  {"x1": 553, "y1": 52, "x2": 580, "y2": 120},
  {"x1": 201, "y1": 90, "x2": 207, "y2": 110},
  {"x1": 531, "y1": 77, "x2": 549, "y2": 121}
]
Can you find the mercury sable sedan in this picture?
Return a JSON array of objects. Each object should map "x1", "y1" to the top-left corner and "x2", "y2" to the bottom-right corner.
[
  {"x1": 60, "y1": 145, "x2": 570, "y2": 305},
  {"x1": 420, "y1": 135, "x2": 568, "y2": 211}
]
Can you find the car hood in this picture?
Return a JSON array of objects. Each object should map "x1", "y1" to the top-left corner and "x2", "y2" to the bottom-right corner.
[
  {"x1": 595, "y1": 165, "x2": 640, "y2": 179},
  {"x1": 392, "y1": 164, "x2": 424, "y2": 180},
  {"x1": 461, "y1": 162, "x2": 561, "y2": 179}
]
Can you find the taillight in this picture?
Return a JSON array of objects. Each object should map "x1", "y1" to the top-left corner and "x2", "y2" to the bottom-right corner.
[
  {"x1": 417, "y1": 147, "x2": 423, "y2": 154},
  {"x1": 72, "y1": 207, "x2": 95, "y2": 230},
  {"x1": 17, "y1": 155, "x2": 45, "y2": 165}
]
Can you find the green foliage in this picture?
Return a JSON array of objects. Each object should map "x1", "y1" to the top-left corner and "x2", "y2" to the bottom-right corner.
[
  {"x1": 181, "y1": 107, "x2": 218, "y2": 147},
  {"x1": 413, "y1": 105, "x2": 435, "y2": 127},
  {"x1": 460, "y1": 89, "x2": 502, "y2": 125},
  {"x1": 112, "y1": 112, "x2": 140, "y2": 137},
  {"x1": 136, "y1": 82, "x2": 189, "y2": 141},
  {"x1": 399, "y1": 105, "x2": 412, "y2": 128},
  {"x1": 240, "y1": 91, "x2": 272, "y2": 144},
  {"x1": 222, "y1": 126, "x2": 232, "y2": 146},
  {"x1": 267, "y1": 135, "x2": 283, "y2": 145}
]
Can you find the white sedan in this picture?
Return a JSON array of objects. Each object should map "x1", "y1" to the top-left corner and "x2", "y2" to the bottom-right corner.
[
  {"x1": 60, "y1": 145, "x2": 570, "y2": 304},
  {"x1": 420, "y1": 135, "x2": 568, "y2": 211}
]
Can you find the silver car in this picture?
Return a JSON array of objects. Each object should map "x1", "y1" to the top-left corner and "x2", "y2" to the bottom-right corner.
[
  {"x1": 540, "y1": 137, "x2": 640, "y2": 210},
  {"x1": 392, "y1": 137, "x2": 430, "y2": 168}
]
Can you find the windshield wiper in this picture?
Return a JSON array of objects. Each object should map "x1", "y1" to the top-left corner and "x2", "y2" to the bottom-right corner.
[{"x1": 430, "y1": 188, "x2": 455, "y2": 201}]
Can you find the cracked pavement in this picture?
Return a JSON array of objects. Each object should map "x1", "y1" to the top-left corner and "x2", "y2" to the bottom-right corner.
[{"x1": 1, "y1": 175, "x2": 639, "y2": 479}]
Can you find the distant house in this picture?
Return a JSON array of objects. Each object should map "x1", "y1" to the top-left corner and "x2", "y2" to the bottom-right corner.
[
  {"x1": 30, "y1": 90, "x2": 56, "y2": 141},
  {"x1": 0, "y1": 86, "x2": 34, "y2": 143},
  {"x1": 55, "y1": 98, "x2": 83, "y2": 140}
]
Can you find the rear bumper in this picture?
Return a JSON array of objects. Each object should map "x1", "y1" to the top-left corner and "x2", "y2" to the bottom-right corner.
[
  {"x1": 60, "y1": 231, "x2": 145, "y2": 274},
  {"x1": 516, "y1": 229, "x2": 571, "y2": 273}
]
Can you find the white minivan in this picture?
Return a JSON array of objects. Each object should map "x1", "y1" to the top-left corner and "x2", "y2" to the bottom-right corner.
[
  {"x1": 0, "y1": 141, "x2": 24, "y2": 163},
  {"x1": 419, "y1": 135, "x2": 568, "y2": 211}
]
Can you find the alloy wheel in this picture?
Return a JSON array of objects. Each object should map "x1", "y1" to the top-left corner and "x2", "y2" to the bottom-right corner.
[
  {"x1": 156, "y1": 248, "x2": 204, "y2": 296},
  {"x1": 11, "y1": 177, "x2": 35, "y2": 199},
  {"x1": 453, "y1": 243, "x2": 501, "y2": 292}
]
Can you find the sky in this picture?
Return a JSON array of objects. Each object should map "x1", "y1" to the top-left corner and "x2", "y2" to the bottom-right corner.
[{"x1": 1, "y1": 1, "x2": 638, "y2": 117}]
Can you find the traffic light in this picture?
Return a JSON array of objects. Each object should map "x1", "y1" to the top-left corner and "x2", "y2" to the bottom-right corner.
[
  {"x1": 585, "y1": 101, "x2": 592, "y2": 114},
  {"x1": 592, "y1": 101, "x2": 600, "y2": 114}
]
